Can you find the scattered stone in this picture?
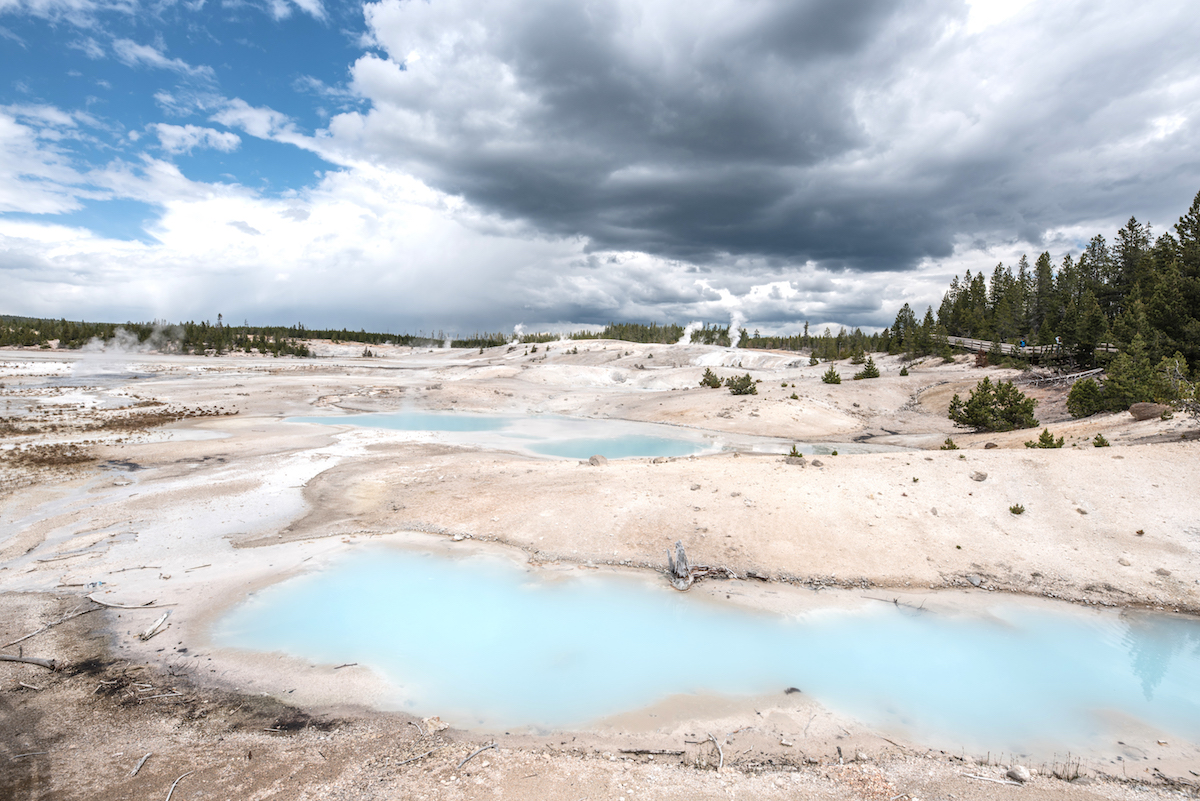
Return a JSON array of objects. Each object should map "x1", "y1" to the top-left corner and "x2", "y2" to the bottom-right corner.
[
  {"x1": 1129, "y1": 402, "x2": 1170, "y2": 421},
  {"x1": 690, "y1": 483, "x2": 701, "y2": 490},
  {"x1": 785, "y1": 456, "x2": 806, "y2": 466},
  {"x1": 854, "y1": 751, "x2": 868, "y2": 762},
  {"x1": 1155, "y1": 567, "x2": 1172, "y2": 577},
  {"x1": 930, "y1": 507, "x2": 938, "y2": 516},
  {"x1": 984, "y1": 442, "x2": 998, "y2": 449},
  {"x1": 810, "y1": 459, "x2": 824, "y2": 467},
  {"x1": 652, "y1": 456, "x2": 668, "y2": 464},
  {"x1": 1006, "y1": 765, "x2": 1031, "y2": 783},
  {"x1": 1118, "y1": 558, "x2": 1131, "y2": 566},
  {"x1": 970, "y1": 471, "x2": 987, "y2": 482},
  {"x1": 588, "y1": 455, "x2": 608, "y2": 466},
  {"x1": 966, "y1": 574, "x2": 982, "y2": 587}
]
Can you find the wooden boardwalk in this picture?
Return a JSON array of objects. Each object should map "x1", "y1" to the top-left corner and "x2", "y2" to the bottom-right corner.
[{"x1": 945, "y1": 336, "x2": 1118, "y2": 358}]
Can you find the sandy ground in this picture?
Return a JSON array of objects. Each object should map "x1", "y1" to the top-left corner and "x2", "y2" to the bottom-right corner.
[{"x1": 2, "y1": 340, "x2": 1199, "y2": 800}]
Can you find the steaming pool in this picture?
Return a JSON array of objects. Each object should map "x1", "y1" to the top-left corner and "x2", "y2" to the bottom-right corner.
[
  {"x1": 215, "y1": 546, "x2": 1200, "y2": 756},
  {"x1": 288, "y1": 410, "x2": 901, "y2": 459}
]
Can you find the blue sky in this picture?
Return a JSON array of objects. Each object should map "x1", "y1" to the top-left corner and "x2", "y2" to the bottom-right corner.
[{"x1": 2, "y1": 0, "x2": 1199, "y2": 335}]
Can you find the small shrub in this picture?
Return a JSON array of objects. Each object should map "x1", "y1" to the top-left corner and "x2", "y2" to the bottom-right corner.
[
  {"x1": 1025, "y1": 428, "x2": 1064, "y2": 448},
  {"x1": 940, "y1": 437, "x2": 959, "y2": 450},
  {"x1": 788, "y1": 444, "x2": 802, "y2": 458},
  {"x1": 700, "y1": 367, "x2": 723, "y2": 388},
  {"x1": 850, "y1": 349, "x2": 866, "y2": 365},
  {"x1": 1066, "y1": 378, "x2": 1105, "y2": 418},
  {"x1": 1009, "y1": 504, "x2": 1026, "y2": 515},
  {"x1": 948, "y1": 377, "x2": 1039, "y2": 432},
  {"x1": 790, "y1": 392, "x2": 799, "y2": 400},
  {"x1": 531, "y1": 345, "x2": 538, "y2": 353},
  {"x1": 852, "y1": 356, "x2": 880, "y2": 380},
  {"x1": 809, "y1": 354, "x2": 819, "y2": 366},
  {"x1": 781, "y1": 381, "x2": 789, "y2": 388},
  {"x1": 725, "y1": 373, "x2": 758, "y2": 395},
  {"x1": 899, "y1": 366, "x2": 909, "y2": 376},
  {"x1": 912, "y1": 477, "x2": 919, "y2": 483},
  {"x1": 1161, "y1": 408, "x2": 1174, "y2": 420},
  {"x1": 1092, "y1": 433, "x2": 1110, "y2": 447},
  {"x1": 831, "y1": 449, "x2": 838, "y2": 456},
  {"x1": 822, "y1": 365, "x2": 841, "y2": 385}
]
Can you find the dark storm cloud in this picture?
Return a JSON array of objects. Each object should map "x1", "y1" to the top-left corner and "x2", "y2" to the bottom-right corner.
[{"x1": 336, "y1": 0, "x2": 1200, "y2": 274}]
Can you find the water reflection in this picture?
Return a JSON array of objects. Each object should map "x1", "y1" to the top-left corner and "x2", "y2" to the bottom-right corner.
[{"x1": 1122, "y1": 611, "x2": 1200, "y2": 699}]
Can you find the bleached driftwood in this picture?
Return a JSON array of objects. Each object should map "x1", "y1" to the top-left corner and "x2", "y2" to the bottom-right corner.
[
  {"x1": 665, "y1": 541, "x2": 739, "y2": 591},
  {"x1": 0, "y1": 653, "x2": 57, "y2": 670},
  {"x1": 139, "y1": 611, "x2": 171, "y2": 641}
]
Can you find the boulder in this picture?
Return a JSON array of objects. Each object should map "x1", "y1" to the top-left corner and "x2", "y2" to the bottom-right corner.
[
  {"x1": 1006, "y1": 765, "x2": 1031, "y2": 783},
  {"x1": 970, "y1": 471, "x2": 988, "y2": 482},
  {"x1": 1129, "y1": 402, "x2": 1170, "y2": 421},
  {"x1": 588, "y1": 454, "x2": 608, "y2": 466},
  {"x1": 984, "y1": 442, "x2": 999, "y2": 449},
  {"x1": 785, "y1": 456, "x2": 807, "y2": 466}
]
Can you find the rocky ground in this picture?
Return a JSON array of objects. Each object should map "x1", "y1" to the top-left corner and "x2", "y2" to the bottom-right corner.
[{"x1": 2, "y1": 341, "x2": 1199, "y2": 800}]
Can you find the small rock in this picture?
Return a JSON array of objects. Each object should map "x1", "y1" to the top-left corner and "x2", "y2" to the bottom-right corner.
[
  {"x1": 1007, "y1": 765, "x2": 1031, "y2": 783},
  {"x1": 690, "y1": 483, "x2": 701, "y2": 490},
  {"x1": 652, "y1": 456, "x2": 668, "y2": 464},
  {"x1": 588, "y1": 454, "x2": 608, "y2": 466},
  {"x1": 852, "y1": 402, "x2": 860, "y2": 408},
  {"x1": 984, "y1": 442, "x2": 998, "y2": 449},
  {"x1": 970, "y1": 471, "x2": 987, "y2": 482},
  {"x1": 930, "y1": 507, "x2": 938, "y2": 516},
  {"x1": 1118, "y1": 557, "x2": 1131, "y2": 566},
  {"x1": 785, "y1": 456, "x2": 807, "y2": 466},
  {"x1": 1129, "y1": 402, "x2": 1170, "y2": 421},
  {"x1": 1155, "y1": 567, "x2": 1172, "y2": 577},
  {"x1": 810, "y1": 459, "x2": 824, "y2": 467},
  {"x1": 966, "y1": 574, "x2": 982, "y2": 587},
  {"x1": 422, "y1": 716, "x2": 449, "y2": 732},
  {"x1": 854, "y1": 751, "x2": 868, "y2": 762}
]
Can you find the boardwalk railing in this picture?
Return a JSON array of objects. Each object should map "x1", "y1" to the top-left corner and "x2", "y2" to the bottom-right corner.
[{"x1": 945, "y1": 336, "x2": 1118, "y2": 357}]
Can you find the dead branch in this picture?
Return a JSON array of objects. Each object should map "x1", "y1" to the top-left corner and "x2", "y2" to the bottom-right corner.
[
  {"x1": 19, "y1": 682, "x2": 44, "y2": 691},
  {"x1": 457, "y1": 742, "x2": 496, "y2": 770},
  {"x1": 164, "y1": 771, "x2": 193, "y2": 801},
  {"x1": 139, "y1": 611, "x2": 171, "y2": 641},
  {"x1": 619, "y1": 749, "x2": 684, "y2": 756},
  {"x1": 707, "y1": 733, "x2": 723, "y2": 771},
  {"x1": 11, "y1": 752, "x2": 48, "y2": 759},
  {"x1": 962, "y1": 773, "x2": 1021, "y2": 786},
  {"x1": 87, "y1": 594, "x2": 173, "y2": 609},
  {"x1": 131, "y1": 753, "x2": 152, "y2": 777},
  {"x1": 0, "y1": 653, "x2": 57, "y2": 670},
  {"x1": 4, "y1": 605, "x2": 100, "y2": 648},
  {"x1": 396, "y1": 745, "x2": 448, "y2": 767}
]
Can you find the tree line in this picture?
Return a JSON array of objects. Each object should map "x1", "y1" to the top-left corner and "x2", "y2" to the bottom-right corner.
[{"x1": 891, "y1": 188, "x2": 1200, "y2": 373}]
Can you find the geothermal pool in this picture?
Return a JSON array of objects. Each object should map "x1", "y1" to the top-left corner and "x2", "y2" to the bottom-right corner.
[
  {"x1": 288, "y1": 410, "x2": 896, "y2": 459},
  {"x1": 214, "y1": 546, "x2": 1200, "y2": 755}
]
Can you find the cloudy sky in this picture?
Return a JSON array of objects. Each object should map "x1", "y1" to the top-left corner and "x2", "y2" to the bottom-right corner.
[{"x1": 2, "y1": 0, "x2": 1198, "y2": 336}]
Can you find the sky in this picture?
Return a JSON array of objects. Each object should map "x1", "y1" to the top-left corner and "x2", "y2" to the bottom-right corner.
[{"x1": 1, "y1": 0, "x2": 1199, "y2": 336}]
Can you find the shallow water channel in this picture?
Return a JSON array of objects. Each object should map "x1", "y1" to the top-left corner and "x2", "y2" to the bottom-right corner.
[
  {"x1": 288, "y1": 410, "x2": 898, "y2": 459},
  {"x1": 214, "y1": 546, "x2": 1200, "y2": 756}
]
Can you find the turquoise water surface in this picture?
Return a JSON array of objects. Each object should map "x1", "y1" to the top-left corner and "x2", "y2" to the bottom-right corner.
[
  {"x1": 288, "y1": 411, "x2": 712, "y2": 459},
  {"x1": 214, "y1": 547, "x2": 1200, "y2": 754}
]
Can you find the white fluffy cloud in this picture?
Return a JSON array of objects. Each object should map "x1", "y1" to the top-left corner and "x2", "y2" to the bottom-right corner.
[{"x1": 150, "y1": 123, "x2": 239, "y2": 154}]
